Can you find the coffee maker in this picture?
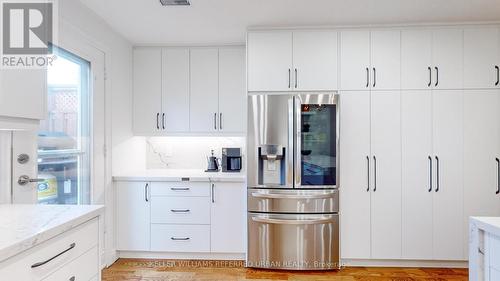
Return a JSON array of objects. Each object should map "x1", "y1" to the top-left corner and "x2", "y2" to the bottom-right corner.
[{"x1": 222, "y1": 148, "x2": 242, "y2": 172}]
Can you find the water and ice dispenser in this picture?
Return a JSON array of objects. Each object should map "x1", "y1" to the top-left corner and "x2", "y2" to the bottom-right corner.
[{"x1": 257, "y1": 144, "x2": 286, "y2": 185}]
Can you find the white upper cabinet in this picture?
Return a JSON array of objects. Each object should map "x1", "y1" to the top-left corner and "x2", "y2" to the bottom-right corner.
[
  {"x1": 401, "y1": 30, "x2": 433, "y2": 90},
  {"x1": 162, "y1": 48, "x2": 190, "y2": 133},
  {"x1": 464, "y1": 27, "x2": 500, "y2": 89},
  {"x1": 0, "y1": 69, "x2": 46, "y2": 120},
  {"x1": 218, "y1": 47, "x2": 246, "y2": 133},
  {"x1": 370, "y1": 31, "x2": 401, "y2": 90},
  {"x1": 432, "y1": 29, "x2": 463, "y2": 89},
  {"x1": 340, "y1": 30, "x2": 371, "y2": 90},
  {"x1": 292, "y1": 31, "x2": 338, "y2": 91},
  {"x1": 247, "y1": 31, "x2": 293, "y2": 91},
  {"x1": 133, "y1": 48, "x2": 162, "y2": 135},
  {"x1": 190, "y1": 48, "x2": 219, "y2": 132}
]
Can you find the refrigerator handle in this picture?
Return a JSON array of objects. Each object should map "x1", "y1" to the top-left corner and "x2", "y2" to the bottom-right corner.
[
  {"x1": 287, "y1": 98, "x2": 295, "y2": 186},
  {"x1": 294, "y1": 96, "x2": 302, "y2": 187}
]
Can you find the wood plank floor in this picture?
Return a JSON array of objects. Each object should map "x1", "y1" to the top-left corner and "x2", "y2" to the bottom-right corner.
[{"x1": 102, "y1": 259, "x2": 468, "y2": 281}]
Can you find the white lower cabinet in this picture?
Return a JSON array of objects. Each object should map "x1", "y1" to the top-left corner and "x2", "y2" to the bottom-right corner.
[
  {"x1": 151, "y1": 225, "x2": 210, "y2": 252},
  {"x1": 151, "y1": 196, "x2": 211, "y2": 225}
]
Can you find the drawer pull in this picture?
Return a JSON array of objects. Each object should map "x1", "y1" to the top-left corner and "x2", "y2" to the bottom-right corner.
[
  {"x1": 171, "y1": 209, "x2": 190, "y2": 213},
  {"x1": 170, "y1": 187, "x2": 190, "y2": 191},
  {"x1": 69, "y1": 277, "x2": 75, "y2": 281},
  {"x1": 171, "y1": 237, "x2": 190, "y2": 241},
  {"x1": 31, "y1": 243, "x2": 76, "y2": 268}
]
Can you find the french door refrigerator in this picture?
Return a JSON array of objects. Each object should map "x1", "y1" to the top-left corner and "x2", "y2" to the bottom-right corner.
[{"x1": 247, "y1": 93, "x2": 339, "y2": 270}]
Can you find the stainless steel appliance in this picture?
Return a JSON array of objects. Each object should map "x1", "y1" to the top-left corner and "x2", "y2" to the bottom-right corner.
[
  {"x1": 205, "y1": 149, "x2": 220, "y2": 172},
  {"x1": 221, "y1": 147, "x2": 242, "y2": 172},
  {"x1": 247, "y1": 93, "x2": 339, "y2": 270}
]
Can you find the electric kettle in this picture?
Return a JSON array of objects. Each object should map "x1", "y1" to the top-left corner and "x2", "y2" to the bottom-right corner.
[{"x1": 206, "y1": 150, "x2": 220, "y2": 172}]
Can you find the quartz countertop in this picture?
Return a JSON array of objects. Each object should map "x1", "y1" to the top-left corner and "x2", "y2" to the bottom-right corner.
[
  {"x1": 470, "y1": 217, "x2": 500, "y2": 235},
  {"x1": 113, "y1": 169, "x2": 246, "y2": 182},
  {"x1": 0, "y1": 204, "x2": 104, "y2": 263}
]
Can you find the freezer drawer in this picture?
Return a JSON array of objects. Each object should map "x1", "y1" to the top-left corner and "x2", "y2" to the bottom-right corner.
[
  {"x1": 247, "y1": 213, "x2": 339, "y2": 270},
  {"x1": 247, "y1": 188, "x2": 338, "y2": 213}
]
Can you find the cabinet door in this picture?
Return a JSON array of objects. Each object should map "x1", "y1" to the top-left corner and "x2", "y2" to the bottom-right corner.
[
  {"x1": 432, "y1": 90, "x2": 464, "y2": 260},
  {"x1": 463, "y1": 27, "x2": 499, "y2": 89},
  {"x1": 133, "y1": 48, "x2": 162, "y2": 135},
  {"x1": 463, "y1": 90, "x2": 500, "y2": 256},
  {"x1": 432, "y1": 29, "x2": 464, "y2": 89},
  {"x1": 339, "y1": 91, "x2": 371, "y2": 259},
  {"x1": 210, "y1": 182, "x2": 245, "y2": 253},
  {"x1": 370, "y1": 91, "x2": 402, "y2": 259},
  {"x1": 401, "y1": 30, "x2": 433, "y2": 90},
  {"x1": 116, "y1": 181, "x2": 150, "y2": 251},
  {"x1": 340, "y1": 31, "x2": 371, "y2": 90},
  {"x1": 247, "y1": 31, "x2": 292, "y2": 91},
  {"x1": 0, "y1": 68, "x2": 46, "y2": 119},
  {"x1": 218, "y1": 47, "x2": 246, "y2": 133},
  {"x1": 189, "y1": 48, "x2": 219, "y2": 132},
  {"x1": 370, "y1": 30, "x2": 401, "y2": 90},
  {"x1": 162, "y1": 48, "x2": 190, "y2": 133},
  {"x1": 401, "y1": 90, "x2": 434, "y2": 259},
  {"x1": 293, "y1": 31, "x2": 338, "y2": 91}
]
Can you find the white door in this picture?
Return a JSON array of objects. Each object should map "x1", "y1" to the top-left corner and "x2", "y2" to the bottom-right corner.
[
  {"x1": 370, "y1": 30, "x2": 401, "y2": 90},
  {"x1": 218, "y1": 47, "x2": 246, "y2": 133},
  {"x1": 133, "y1": 48, "x2": 162, "y2": 135},
  {"x1": 432, "y1": 29, "x2": 464, "y2": 90},
  {"x1": 463, "y1": 27, "x2": 500, "y2": 89},
  {"x1": 463, "y1": 90, "x2": 500, "y2": 256},
  {"x1": 401, "y1": 30, "x2": 433, "y2": 90},
  {"x1": 401, "y1": 90, "x2": 434, "y2": 259},
  {"x1": 292, "y1": 31, "x2": 338, "y2": 91},
  {"x1": 432, "y1": 90, "x2": 464, "y2": 260},
  {"x1": 0, "y1": 69, "x2": 46, "y2": 119},
  {"x1": 340, "y1": 30, "x2": 371, "y2": 90},
  {"x1": 339, "y1": 91, "x2": 371, "y2": 259},
  {"x1": 247, "y1": 31, "x2": 292, "y2": 91},
  {"x1": 210, "y1": 182, "x2": 245, "y2": 253},
  {"x1": 370, "y1": 91, "x2": 402, "y2": 259},
  {"x1": 189, "y1": 48, "x2": 219, "y2": 132},
  {"x1": 162, "y1": 48, "x2": 190, "y2": 133},
  {"x1": 116, "y1": 181, "x2": 151, "y2": 251}
]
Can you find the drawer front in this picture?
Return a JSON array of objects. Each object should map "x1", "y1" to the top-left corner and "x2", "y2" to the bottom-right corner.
[
  {"x1": 489, "y1": 233, "x2": 500, "y2": 271},
  {"x1": 42, "y1": 246, "x2": 98, "y2": 281},
  {"x1": 151, "y1": 182, "x2": 210, "y2": 197},
  {"x1": 0, "y1": 218, "x2": 98, "y2": 280},
  {"x1": 151, "y1": 224, "x2": 210, "y2": 252},
  {"x1": 151, "y1": 197, "x2": 210, "y2": 224}
]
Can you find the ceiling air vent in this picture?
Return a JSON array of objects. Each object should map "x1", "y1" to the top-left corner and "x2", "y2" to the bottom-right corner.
[{"x1": 160, "y1": 0, "x2": 190, "y2": 6}]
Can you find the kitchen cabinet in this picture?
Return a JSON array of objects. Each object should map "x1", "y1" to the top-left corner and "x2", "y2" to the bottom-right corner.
[
  {"x1": 463, "y1": 27, "x2": 500, "y2": 89},
  {"x1": 210, "y1": 182, "x2": 246, "y2": 253},
  {"x1": 247, "y1": 30, "x2": 338, "y2": 92},
  {"x1": 116, "y1": 181, "x2": 151, "y2": 251},
  {"x1": 401, "y1": 28, "x2": 463, "y2": 90},
  {"x1": 340, "y1": 30, "x2": 400, "y2": 91},
  {"x1": 133, "y1": 48, "x2": 163, "y2": 135},
  {"x1": 190, "y1": 48, "x2": 219, "y2": 132},
  {"x1": 469, "y1": 218, "x2": 500, "y2": 281}
]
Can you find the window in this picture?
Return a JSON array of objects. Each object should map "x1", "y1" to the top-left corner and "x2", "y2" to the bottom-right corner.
[{"x1": 37, "y1": 47, "x2": 91, "y2": 204}]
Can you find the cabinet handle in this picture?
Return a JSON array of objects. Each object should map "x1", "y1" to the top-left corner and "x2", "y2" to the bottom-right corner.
[
  {"x1": 214, "y1": 113, "x2": 217, "y2": 130},
  {"x1": 171, "y1": 237, "x2": 190, "y2": 241},
  {"x1": 156, "y1": 113, "x2": 160, "y2": 130},
  {"x1": 496, "y1": 158, "x2": 499, "y2": 195},
  {"x1": 366, "y1": 67, "x2": 369, "y2": 88},
  {"x1": 288, "y1": 69, "x2": 291, "y2": 88},
  {"x1": 31, "y1": 243, "x2": 76, "y2": 268},
  {"x1": 495, "y1": 66, "x2": 499, "y2": 86},
  {"x1": 373, "y1": 155, "x2": 377, "y2": 192},
  {"x1": 170, "y1": 209, "x2": 190, "y2": 213},
  {"x1": 145, "y1": 183, "x2": 149, "y2": 202},
  {"x1": 428, "y1": 67, "x2": 432, "y2": 87},
  {"x1": 171, "y1": 187, "x2": 190, "y2": 191},
  {"x1": 162, "y1": 113, "x2": 165, "y2": 130},
  {"x1": 428, "y1": 156, "x2": 433, "y2": 192},
  {"x1": 366, "y1": 156, "x2": 370, "y2": 192},
  {"x1": 434, "y1": 66, "x2": 439, "y2": 87},
  {"x1": 211, "y1": 183, "x2": 215, "y2": 203},
  {"x1": 373, "y1": 67, "x2": 376, "y2": 88},
  {"x1": 219, "y1": 113, "x2": 223, "y2": 130},
  {"x1": 295, "y1": 68, "x2": 298, "y2": 89},
  {"x1": 69, "y1": 277, "x2": 75, "y2": 281},
  {"x1": 435, "y1": 156, "x2": 439, "y2": 192}
]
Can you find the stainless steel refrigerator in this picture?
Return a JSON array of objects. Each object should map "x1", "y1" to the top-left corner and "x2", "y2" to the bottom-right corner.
[{"x1": 247, "y1": 93, "x2": 339, "y2": 270}]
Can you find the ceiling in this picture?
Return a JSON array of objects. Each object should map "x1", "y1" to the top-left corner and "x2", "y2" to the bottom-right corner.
[{"x1": 80, "y1": 0, "x2": 500, "y2": 46}]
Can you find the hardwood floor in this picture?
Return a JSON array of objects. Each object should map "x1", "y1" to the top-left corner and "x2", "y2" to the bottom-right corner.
[{"x1": 102, "y1": 259, "x2": 468, "y2": 281}]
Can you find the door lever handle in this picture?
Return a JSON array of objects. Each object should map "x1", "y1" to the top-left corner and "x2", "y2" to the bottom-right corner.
[{"x1": 18, "y1": 175, "x2": 44, "y2": 185}]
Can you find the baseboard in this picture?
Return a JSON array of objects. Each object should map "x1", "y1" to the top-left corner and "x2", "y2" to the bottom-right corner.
[
  {"x1": 117, "y1": 251, "x2": 245, "y2": 260},
  {"x1": 105, "y1": 248, "x2": 119, "y2": 267},
  {"x1": 342, "y1": 259, "x2": 468, "y2": 268}
]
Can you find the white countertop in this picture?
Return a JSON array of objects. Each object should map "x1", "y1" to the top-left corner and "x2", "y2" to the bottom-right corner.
[
  {"x1": 0, "y1": 204, "x2": 104, "y2": 262},
  {"x1": 470, "y1": 216, "x2": 500, "y2": 235},
  {"x1": 113, "y1": 169, "x2": 246, "y2": 182}
]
